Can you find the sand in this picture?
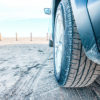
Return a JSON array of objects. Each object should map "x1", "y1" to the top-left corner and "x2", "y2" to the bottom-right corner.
[
  {"x1": 0, "y1": 37, "x2": 49, "y2": 45},
  {"x1": 0, "y1": 44, "x2": 99, "y2": 100}
]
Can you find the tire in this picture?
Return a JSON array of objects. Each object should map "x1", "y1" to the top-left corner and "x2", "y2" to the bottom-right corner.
[
  {"x1": 49, "y1": 40, "x2": 53, "y2": 47},
  {"x1": 54, "y1": 0, "x2": 100, "y2": 87}
]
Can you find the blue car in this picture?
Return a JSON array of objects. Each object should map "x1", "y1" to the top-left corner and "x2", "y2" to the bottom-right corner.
[{"x1": 44, "y1": 0, "x2": 100, "y2": 87}]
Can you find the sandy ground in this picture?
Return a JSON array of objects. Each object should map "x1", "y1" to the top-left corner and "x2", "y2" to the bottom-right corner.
[
  {"x1": 0, "y1": 37, "x2": 48, "y2": 45},
  {"x1": 0, "y1": 44, "x2": 100, "y2": 100}
]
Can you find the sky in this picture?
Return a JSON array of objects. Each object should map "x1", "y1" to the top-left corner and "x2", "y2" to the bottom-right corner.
[{"x1": 0, "y1": 0, "x2": 52, "y2": 37}]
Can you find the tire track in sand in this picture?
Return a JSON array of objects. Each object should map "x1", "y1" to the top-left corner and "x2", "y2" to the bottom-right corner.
[{"x1": 3, "y1": 49, "x2": 53, "y2": 100}]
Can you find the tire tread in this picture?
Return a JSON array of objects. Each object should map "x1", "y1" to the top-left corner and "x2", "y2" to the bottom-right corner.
[{"x1": 64, "y1": 0, "x2": 100, "y2": 87}]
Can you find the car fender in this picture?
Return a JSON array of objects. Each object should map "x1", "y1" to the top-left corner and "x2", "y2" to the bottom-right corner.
[{"x1": 70, "y1": 0, "x2": 100, "y2": 64}]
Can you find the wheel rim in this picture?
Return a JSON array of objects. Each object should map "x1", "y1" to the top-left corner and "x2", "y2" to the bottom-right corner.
[{"x1": 55, "y1": 10, "x2": 64, "y2": 78}]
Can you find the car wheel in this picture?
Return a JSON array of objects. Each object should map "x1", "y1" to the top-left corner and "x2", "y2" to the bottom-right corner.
[
  {"x1": 49, "y1": 40, "x2": 53, "y2": 47},
  {"x1": 54, "y1": 0, "x2": 100, "y2": 87}
]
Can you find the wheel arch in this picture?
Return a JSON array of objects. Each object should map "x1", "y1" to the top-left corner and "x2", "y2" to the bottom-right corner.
[{"x1": 70, "y1": 0, "x2": 100, "y2": 64}]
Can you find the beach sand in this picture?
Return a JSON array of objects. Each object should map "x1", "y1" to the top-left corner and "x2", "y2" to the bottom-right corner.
[
  {"x1": 0, "y1": 37, "x2": 49, "y2": 45},
  {"x1": 0, "y1": 44, "x2": 99, "y2": 100}
]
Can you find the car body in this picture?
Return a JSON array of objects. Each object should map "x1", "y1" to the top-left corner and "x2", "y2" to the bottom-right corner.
[
  {"x1": 50, "y1": 0, "x2": 100, "y2": 64},
  {"x1": 44, "y1": 0, "x2": 100, "y2": 87}
]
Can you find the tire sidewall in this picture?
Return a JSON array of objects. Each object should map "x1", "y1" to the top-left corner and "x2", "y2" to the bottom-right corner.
[{"x1": 54, "y1": 1, "x2": 73, "y2": 86}]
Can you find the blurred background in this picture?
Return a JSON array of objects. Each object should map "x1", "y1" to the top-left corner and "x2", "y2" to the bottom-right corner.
[{"x1": 0, "y1": 0, "x2": 52, "y2": 39}]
